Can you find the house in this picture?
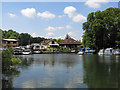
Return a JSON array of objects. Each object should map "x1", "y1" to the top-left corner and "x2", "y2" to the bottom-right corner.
[
  {"x1": 2, "y1": 39, "x2": 18, "y2": 49},
  {"x1": 59, "y1": 34, "x2": 81, "y2": 49},
  {"x1": 40, "y1": 40, "x2": 59, "y2": 49},
  {"x1": 31, "y1": 43, "x2": 44, "y2": 50}
]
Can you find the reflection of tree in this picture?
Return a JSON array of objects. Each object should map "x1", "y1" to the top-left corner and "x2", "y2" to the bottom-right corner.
[
  {"x1": 83, "y1": 55, "x2": 120, "y2": 88},
  {"x1": 2, "y1": 68, "x2": 20, "y2": 88},
  {"x1": 18, "y1": 57, "x2": 34, "y2": 69},
  {"x1": 42, "y1": 54, "x2": 79, "y2": 68},
  {"x1": 2, "y1": 57, "x2": 34, "y2": 88}
]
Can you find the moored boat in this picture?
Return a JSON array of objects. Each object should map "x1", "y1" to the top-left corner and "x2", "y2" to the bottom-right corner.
[
  {"x1": 14, "y1": 47, "x2": 23, "y2": 55},
  {"x1": 85, "y1": 48, "x2": 95, "y2": 54},
  {"x1": 113, "y1": 49, "x2": 120, "y2": 55},
  {"x1": 77, "y1": 50, "x2": 84, "y2": 55},
  {"x1": 22, "y1": 49, "x2": 31, "y2": 55},
  {"x1": 98, "y1": 49, "x2": 104, "y2": 55},
  {"x1": 32, "y1": 50, "x2": 42, "y2": 54},
  {"x1": 104, "y1": 48, "x2": 113, "y2": 55}
]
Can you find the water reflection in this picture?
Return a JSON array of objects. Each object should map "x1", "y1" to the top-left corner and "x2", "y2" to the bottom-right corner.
[
  {"x1": 2, "y1": 54, "x2": 120, "y2": 88},
  {"x1": 83, "y1": 55, "x2": 120, "y2": 88}
]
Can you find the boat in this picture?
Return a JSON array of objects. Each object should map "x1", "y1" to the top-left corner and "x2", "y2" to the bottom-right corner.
[
  {"x1": 98, "y1": 49, "x2": 104, "y2": 55},
  {"x1": 77, "y1": 50, "x2": 84, "y2": 55},
  {"x1": 14, "y1": 47, "x2": 23, "y2": 55},
  {"x1": 104, "y1": 48, "x2": 113, "y2": 55},
  {"x1": 32, "y1": 50, "x2": 42, "y2": 54},
  {"x1": 113, "y1": 49, "x2": 120, "y2": 55},
  {"x1": 85, "y1": 48, "x2": 95, "y2": 54},
  {"x1": 22, "y1": 49, "x2": 31, "y2": 55}
]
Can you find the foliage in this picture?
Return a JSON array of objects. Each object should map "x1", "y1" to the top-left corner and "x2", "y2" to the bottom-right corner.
[
  {"x1": 1, "y1": 29, "x2": 46, "y2": 46},
  {"x1": 2, "y1": 48, "x2": 22, "y2": 71},
  {"x1": 56, "y1": 38, "x2": 63, "y2": 43},
  {"x1": 10, "y1": 57, "x2": 22, "y2": 65},
  {"x1": 82, "y1": 8, "x2": 120, "y2": 48}
]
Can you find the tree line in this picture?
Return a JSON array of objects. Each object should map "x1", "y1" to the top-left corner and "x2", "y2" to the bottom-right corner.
[
  {"x1": 82, "y1": 7, "x2": 120, "y2": 48},
  {"x1": 0, "y1": 29, "x2": 63, "y2": 46},
  {"x1": 1, "y1": 29, "x2": 46, "y2": 46}
]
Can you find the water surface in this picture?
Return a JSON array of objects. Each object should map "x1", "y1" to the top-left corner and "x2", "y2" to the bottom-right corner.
[{"x1": 3, "y1": 54, "x2": 120, "y2": 88}]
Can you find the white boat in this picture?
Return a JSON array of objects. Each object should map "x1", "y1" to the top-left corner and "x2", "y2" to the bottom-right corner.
[
  {"x1": 14, "y1": 47, "x2": 23, "y2": 55},
  {"x1": 104, "y1": 48, "x2": 113, "y2": 55},
  {"x1": 98, "y1": 49, "x2": 104, "y2": 55},
  {"x1": 22, "y1": 49, "x2": 31, "y2": 55},
  {"x1": 33, "y1": 50, "x2": 41, "y2": 54},
  {"x1": 113, "y1": 49, "x2": 120, "y2": 55},
  {"x1": 85, "y1": 48, "x2": 95, "y2": 54},
  {"x1": 77, "y1": 49, "x2": 84, "y2": 55}
]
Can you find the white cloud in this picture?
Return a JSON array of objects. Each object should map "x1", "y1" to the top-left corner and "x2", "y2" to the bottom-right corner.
[
  {"x1": 85, "y1": 0, "x2": 109, "y2": 8},
  {"x1": 66, "y1": 25, "x2": 72, "y2": 29},
  {"x1": 21, "y1": 8, "x2": 55, "y2": 19},
  {"x1": 46, "y1": 32, "x2": 55, "y2": 37},
  {"x1": 64, "y1": 6, "x2": 76, "y2": 18},
  {"x1": 45, "y1": 25, "x2": 71, "y2": 32},
  {"x1": 64, "y1": 6, "x2": 86, "y2": 23},
  {"x1": 8, "y1": 13, "x2": 16, "y2": 18},
  {"x1": 45, "y1": 26, "x2": 56, "y2": 31},
  {"x1": 56, "y1": 27, "x2": 64, "y2": 30},
  {"x1": 68, "y1": 32, "x2": 77, "y2": 37},
  {"x1": 21, "y1": 8, "x2": 36, "y2": 18},
  {"x1": 31, "y1": 33, "x2": 38, "y2": 37},
  {"x1": 58, "y1": 15, "x2": 66, "y2": 18},
  {"x1": 72, "y1": 14, "x2": 86, "y2": 22},
  {"x1": 37, "y1": 11, "x2": 56, "y2": 19}
]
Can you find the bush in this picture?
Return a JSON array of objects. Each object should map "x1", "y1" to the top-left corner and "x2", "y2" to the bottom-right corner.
[{"x1": 10, "y1": 57, "x2": 22, "y2": 65}]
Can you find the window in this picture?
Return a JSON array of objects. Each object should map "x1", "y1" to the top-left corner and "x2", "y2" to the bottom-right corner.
[
  {"x1": 52, "y1": 41, "x2": 55, "y2": 44},
  {"x1": 13, "y1": 41, "x2": 16, "y2": 44},
  {"x1": 8, "y1": 41, "x2": 10, "y2": 44}
]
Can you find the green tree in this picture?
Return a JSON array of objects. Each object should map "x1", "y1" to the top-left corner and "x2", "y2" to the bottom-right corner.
[
  {"x1": 56, "y1": 38, "x2": 62, "y2": 43},
  {"x1": 19, "y1": 33, "x2": 32, "y2": 46},
  {"x1": 82, "y1": 8, "x2": 120, "y2": 48}
]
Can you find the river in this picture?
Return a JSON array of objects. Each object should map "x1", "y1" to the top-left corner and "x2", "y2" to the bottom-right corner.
[{"x1": 2, "y1": 54, "x2": 120, "y2": 88}]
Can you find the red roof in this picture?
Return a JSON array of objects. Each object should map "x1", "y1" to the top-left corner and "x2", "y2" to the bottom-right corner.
[{"x1": 59, "y1": 38, "x2": 81, "y2": 45}]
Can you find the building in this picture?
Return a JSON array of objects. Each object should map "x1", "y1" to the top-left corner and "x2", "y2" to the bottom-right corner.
[
  {"x1": 59, "y1": 34, "x2": 81, "y2": 49},
  {"x1": 40, "y1": 40, "x2": 59, "y2": 49},
  {"x1": 31, "y1": 43, "x2": 44, "y2": 50},
  {"x1": 2, "y1": 39, "x2": 18, "y2": 49}
]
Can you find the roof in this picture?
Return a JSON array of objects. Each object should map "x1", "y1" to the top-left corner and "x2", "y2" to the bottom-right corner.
[
  {"x1": 59, "y1": 38, "x2": 81, "y2": 45},
  {"x1": 3, "y1": 39, "x2": 18, "y2": 41},
  {"x1": 41, "y1": 40, "x2": 55, "y2": 45}
]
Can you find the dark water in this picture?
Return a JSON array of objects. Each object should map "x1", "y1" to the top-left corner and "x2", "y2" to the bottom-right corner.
[{"x1": 3, "y1": 54, "x2": 120, "y2": 88}]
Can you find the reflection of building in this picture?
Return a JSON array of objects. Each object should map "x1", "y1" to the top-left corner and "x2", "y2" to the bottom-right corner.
[
  {"x1": 40, "y1": 40, "x2": 59, "y2": 49},
  {"x1": 59, "y1": 34, "x2": 81, "y2": 49},
  {"x1": 2, "y1": 39, "x2": 18, "y2": 49}
]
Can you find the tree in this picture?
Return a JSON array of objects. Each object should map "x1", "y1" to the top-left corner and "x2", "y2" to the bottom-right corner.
[
  {"x1": 56, "y1": 38, "x2": 62, "y2": 43},
  {"x1": 19, "y1": 33, "x2": 32, "y2": 46},
  {"x1": 82, "y1": 8, "x2": 120, "y2": 48}
]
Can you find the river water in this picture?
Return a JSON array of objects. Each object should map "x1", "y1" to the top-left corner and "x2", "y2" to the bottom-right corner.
[{"x1": 3, "y1": 54, "x2": 120, "y2": 88}]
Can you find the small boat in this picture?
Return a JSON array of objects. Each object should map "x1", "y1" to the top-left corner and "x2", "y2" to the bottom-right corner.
[
  {"x1": 98, "y1": 49, "x2": 104, "y2": 55},
  {"x1": 22, "y1": 49, "x2": 31, "y2": 55},
  {"x1": 113, "y1": 49, "x2": 120, "y2": 55},
  {"x1": 77, "y1": 50, "x2": 84, "y2": 55},
  {"x1": 104, "y1": 48, "x2": 113, "y2": 55},
  {"x1": 33, "y1": 50, "x2": 42, "y2": 54},
  {"x1": 85, "y1": 48, "x2": 95, "y2": 54},
  {"x1": 14, "y1": 47, "x2": 23, "y2": 55}
]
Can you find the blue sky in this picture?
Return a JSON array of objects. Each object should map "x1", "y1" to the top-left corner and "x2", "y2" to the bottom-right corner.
[{"x1": 2, "y1": 1, "x2": 118, "y2": 40}]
